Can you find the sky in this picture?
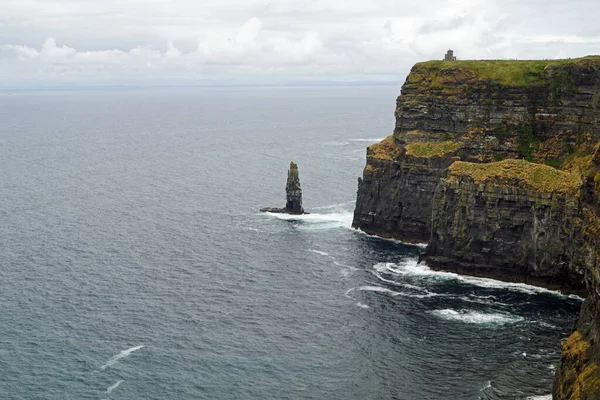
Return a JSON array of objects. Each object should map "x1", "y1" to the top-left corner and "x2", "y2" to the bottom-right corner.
[{"x1": 1, "y1": 0, "x2": 600, "y2": 88}]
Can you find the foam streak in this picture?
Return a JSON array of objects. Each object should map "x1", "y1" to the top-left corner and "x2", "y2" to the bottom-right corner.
[
  {"x1": 100, "y1": 345, "x2": 145, "y2": 370},
  {"x1": 107, "y1": 380, "x2": 124, "y2": 393}
]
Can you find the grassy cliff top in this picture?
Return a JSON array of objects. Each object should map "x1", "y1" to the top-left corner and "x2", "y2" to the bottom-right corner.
[
  {"x1": 407, "y1": 56, "x2": 600, "y2": 87},
  {"x1": 367, "y1": 136, "x2": 402, "y2": 161},
  {"x1": 448, "y1": 159, "x2": 582, "y2": 193},
  {"x1": 405, "y1": 141, "x2": 461, "y2": 158}
]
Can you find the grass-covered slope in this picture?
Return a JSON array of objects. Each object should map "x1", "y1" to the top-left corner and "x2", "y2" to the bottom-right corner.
[
  {"x1": 448, "y1": 159, "x2": 581, "y2": 194},
  {"x1": 407, "y1": 56, "x2": 600, "y2": 87}
]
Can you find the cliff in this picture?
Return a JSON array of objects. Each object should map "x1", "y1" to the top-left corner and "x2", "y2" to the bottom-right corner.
[
  {"x1": 554, "y1": 147, "x2": 600, "y2": 399},
  {"x1": 427, "y1": 159, "x2": 585, "y2": 295},
  {"x1": 351, "y1": 56, "x2": 600, "y2": 398},
  {"x1": 353, "y1": 56, "x2": 600, "y2": 242}
]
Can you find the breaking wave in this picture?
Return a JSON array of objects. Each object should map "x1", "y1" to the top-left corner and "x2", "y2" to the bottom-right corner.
[
  {"x1": 351, "y1": 228, "x2": 427, "y2": 248},
  {"x1": 430, "y1": 309, "x2": 524, "y2": 325},
  {"x1": 265, "y1": 211, "x2": 353, "y2": 230},
  {"x1": 374, "y1": 260, "x2": 576, "y2": 298}
]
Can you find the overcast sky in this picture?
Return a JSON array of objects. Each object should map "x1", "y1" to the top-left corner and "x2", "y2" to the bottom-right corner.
[{"x1": 1, "y1": 0, "x2": 599, "y2": 87}]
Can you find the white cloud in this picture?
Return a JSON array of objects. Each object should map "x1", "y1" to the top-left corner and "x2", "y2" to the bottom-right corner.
[{"x1": 1, "y1": 0, "x2": 599, "y2": 87}]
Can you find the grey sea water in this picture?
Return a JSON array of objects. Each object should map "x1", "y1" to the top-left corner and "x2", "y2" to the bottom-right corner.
[{"x1": 0, "y1": 87, "x2": 581, "y2": 399}]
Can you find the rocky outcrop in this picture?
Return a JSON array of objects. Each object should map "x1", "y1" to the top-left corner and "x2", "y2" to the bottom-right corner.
[
  {"x1": 261, "y1": 162, "x2": 305, "y2": 214},
  {"x1": 353, "y1": 136, "x2": 457, "y2": 242},
  {"x1": 350, "y1": 57, "x2": 600, "y2": 398},
  {"x1": 426, "y1": 159, "x2": 585, "y2": 294},
  {"x1": 353, "y1": 57, "x2": 600, "y2": 243}
]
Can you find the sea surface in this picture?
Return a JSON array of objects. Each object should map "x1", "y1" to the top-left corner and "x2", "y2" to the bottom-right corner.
[{"x1": 0, "y1": 87, "x2": 582, "y2": 399}]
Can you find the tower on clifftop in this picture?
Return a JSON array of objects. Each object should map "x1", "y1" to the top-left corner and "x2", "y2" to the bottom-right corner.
[{"x1": 444, "y1": 49, "x2": 457, "y2": 61}]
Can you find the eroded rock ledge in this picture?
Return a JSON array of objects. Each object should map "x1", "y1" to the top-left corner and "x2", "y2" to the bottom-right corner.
[{"x1": 427, "y1": 159, "x2": 585, "y2": 296}]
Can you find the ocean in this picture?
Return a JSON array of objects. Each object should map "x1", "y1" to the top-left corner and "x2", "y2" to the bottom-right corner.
[{"x1": 0, "y1": 86, "x2": 581, "y2": 399}]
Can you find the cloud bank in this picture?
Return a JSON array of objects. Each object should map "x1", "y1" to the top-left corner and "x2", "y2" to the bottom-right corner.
[{"x1": 1, "y1": 0, "x2": 599, "y2": 87}]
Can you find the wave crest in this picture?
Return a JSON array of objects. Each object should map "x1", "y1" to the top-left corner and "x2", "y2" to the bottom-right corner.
[{"x1": 430, "y1": 309, "x2": 524, "y2": 325}]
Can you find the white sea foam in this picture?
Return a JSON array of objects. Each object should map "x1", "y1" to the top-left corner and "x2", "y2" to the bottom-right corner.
[
  {"x1": 107, "y1": 380, "x2": 124, "y2": 393},
  {"x1": 312, "y1": 201, "x2": 354, "y2": 210},
  {"x1": 349, "y1": 138, "x2": 385, "y2": 142},
  {"x1": 526, "y1": 395, "x2": 552, "y2": 400},
  {"x1": 372, "y1": 271, "x2": 431, "y2": 292},
  {"x1": 357, "y1": 285, "x2": 436, "y2": 299},
  {"x1": 376, "y1": 260, "x2": 574, "y2": 298},
  {"x1": 309, "y1": 249, "x2": 329, "y2": 256},
  {"x1": 351, "y1": 228, "x2": 428, "y2": 248},
  {"x1": 430, "y1": 309, "x2": 524, "y2": 325},
  {"x1": 100, "y1": 345, "x2": 145, "y2": 370},
  {"x1": 356, "y1": 302, "x2": 370, "y2": 309},
  {"x1": 265, "y1": 211, "x2": 353, "y2": 230},
  {"x1": 457, "y1": 295, "x2": 511, "y2": 307},
  {"x1": 358, "y1": 285, "x2": 402, "y2": 296}
]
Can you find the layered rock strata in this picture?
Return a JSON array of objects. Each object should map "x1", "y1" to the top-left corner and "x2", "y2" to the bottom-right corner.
[
  {"x1": 350, "y1": 56, "x2": 600, "y2": 398},
  {"x1": 353, "y1": 57, "x2": 600, "y2": 242},
  {"x1": 261, "y1": 162, "x2": 305, "y2": 214},
  {"x1": 426, "y1": 159, "x2": 585, "y2": 295},
  {"x1": 554, "y1": 148, "x2": 600, "y2": 399}
]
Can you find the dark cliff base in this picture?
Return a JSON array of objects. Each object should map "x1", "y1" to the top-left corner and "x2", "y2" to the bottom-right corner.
[
  {"x1": 355, "y1": 226, "x2": 427, "y2": 244},
  {"x1": 426, "y1": 256, "x2": 586, "y2": 297}
]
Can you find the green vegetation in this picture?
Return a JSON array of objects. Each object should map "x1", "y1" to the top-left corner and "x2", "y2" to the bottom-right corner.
[
  {"x1": 408, "y1": 56, "x2": 600, "y2": 87},
  {"x1": 544, "y1": 158, "x2": 561, "y2": 169},
  {"x1": 556, "y1": 331, "x2": 600, "y2": 400},
  {"x1": 448, "y1": 159, "x2": 581, "y2": 193},
  {"x1": 367, "y1": 136, "x2": 402, "y2": 161},
  {"x1": 405, "y1": 141, "x2": 461, "y2": 158},
  {"x1": 516, "y1": 123, "x2": 534, "y2": 160}
]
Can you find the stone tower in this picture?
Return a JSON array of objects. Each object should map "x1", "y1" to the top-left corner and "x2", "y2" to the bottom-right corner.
[{"x1": 444, "y1": 49, "x2": 457, "y2": 61}]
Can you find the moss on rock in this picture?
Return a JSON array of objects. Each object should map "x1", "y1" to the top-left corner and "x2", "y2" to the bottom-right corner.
[
  {"x1": 367, "y1": 136, "x2": 402, "y2": 161},
  {"x1": 405, "y1": 141, "x2": 461, "y2": 158},
  {"x1": 555, "y1": 331, "x2": 600, "y2": 400}
]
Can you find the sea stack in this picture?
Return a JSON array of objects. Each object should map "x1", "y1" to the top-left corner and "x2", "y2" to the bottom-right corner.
[{"x1": 260, "y1": 162, "x2": 305, "y2": 214}]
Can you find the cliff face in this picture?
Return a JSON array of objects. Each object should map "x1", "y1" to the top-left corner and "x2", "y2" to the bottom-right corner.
[
  {"x1": 353, "y1": 136, "x2": 456, "y2": 242},
  {"x1": 353, "y1": 57, "x2": 600, "y2": 244},
  {"x1": 426, "y1": 159, "x2": 585, "y2": 294},
  {"x1": 351, "y1": 57, "x2": 600, "y2": 398},
  {"x1": 554, "y1": 149, "x2": 600, "y2": 399}
]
